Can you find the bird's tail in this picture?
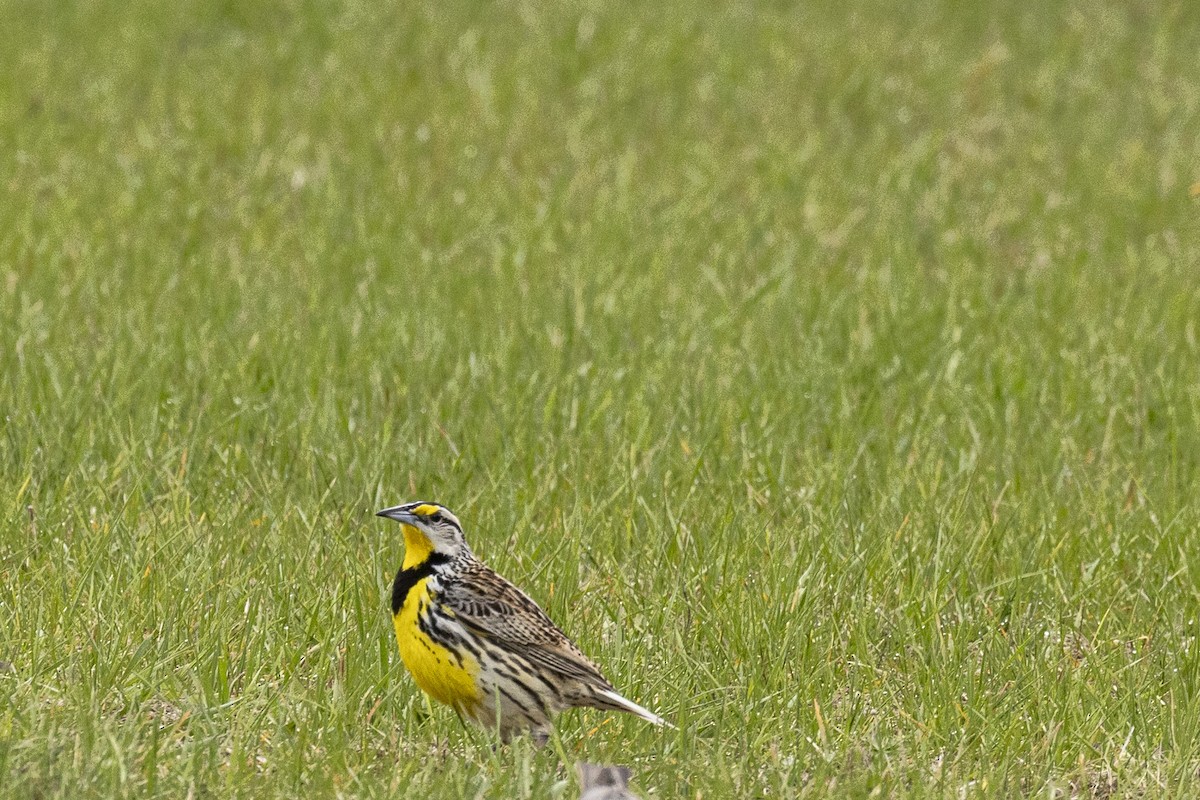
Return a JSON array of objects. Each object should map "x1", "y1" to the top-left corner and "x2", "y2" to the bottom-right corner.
[{"x1": 591, "y1": 688, "x2": 676, "y2": 729}]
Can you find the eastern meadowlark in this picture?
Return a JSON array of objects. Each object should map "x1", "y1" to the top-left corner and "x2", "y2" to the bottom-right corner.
[{"x1": 377, "y1": 501, "x2": 669, "y2": 742}]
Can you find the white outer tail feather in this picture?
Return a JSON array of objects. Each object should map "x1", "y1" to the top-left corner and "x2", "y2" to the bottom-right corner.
[{"x1": 596, "y1": 689, "x2": 676, "y2": 729}]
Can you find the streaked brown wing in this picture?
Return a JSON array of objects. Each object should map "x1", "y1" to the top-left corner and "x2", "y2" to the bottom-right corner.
[{"x1": 439, "y1": 563, "x2": 613, "y2": 687}]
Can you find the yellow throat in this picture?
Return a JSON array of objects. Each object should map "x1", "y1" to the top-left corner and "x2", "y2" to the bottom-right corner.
[
  {"x1": 392, "y1": 524, "x2": 481, "y2": 711},
  {"x1": 402, "y1": 524, "x2": 435, "y2": 569}
]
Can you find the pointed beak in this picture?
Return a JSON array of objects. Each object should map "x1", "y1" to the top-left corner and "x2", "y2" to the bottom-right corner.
[{"x1": 376, "y1": 506, "x2": 420, "y2": 526}]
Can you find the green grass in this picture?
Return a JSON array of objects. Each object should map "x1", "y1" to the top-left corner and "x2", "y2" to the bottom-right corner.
[{"x1": 2, "y1": 0, "x2": 1199, "y2": 796}]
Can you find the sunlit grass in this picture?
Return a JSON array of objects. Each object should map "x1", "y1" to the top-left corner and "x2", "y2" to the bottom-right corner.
[{"x1": 2, "y1": 0, "x2": 1199, "y2": 796}]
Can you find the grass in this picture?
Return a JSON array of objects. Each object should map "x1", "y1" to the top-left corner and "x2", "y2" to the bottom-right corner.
[{"x1": 2, "y1": 0, "x2": 1199, "y2": 796}]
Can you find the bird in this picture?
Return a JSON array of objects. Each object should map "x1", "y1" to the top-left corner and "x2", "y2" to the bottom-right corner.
[
  {"x1": 577, "y1": 762, "x2": 643, "y2": 800},
  {"x1": 377, "y1": 500, "x2": 670, "y2": 743}
]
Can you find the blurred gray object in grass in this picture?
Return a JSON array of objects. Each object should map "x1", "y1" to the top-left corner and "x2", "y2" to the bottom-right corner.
[{"x1": 578, "y1": 763, "x2": 641, "y2": 800}]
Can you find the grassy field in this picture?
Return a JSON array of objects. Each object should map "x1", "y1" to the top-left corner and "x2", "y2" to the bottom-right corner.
[{"x1": 2, "y1": 0, "x2": 1199, "y2": 796}]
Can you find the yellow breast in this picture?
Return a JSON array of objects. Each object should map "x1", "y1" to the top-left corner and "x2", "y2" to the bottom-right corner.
[{"x1": 393, "y1": 578, "x2": 481, "y2": 711}]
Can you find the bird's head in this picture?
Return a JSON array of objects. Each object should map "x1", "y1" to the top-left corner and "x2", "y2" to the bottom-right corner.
[{"x1": 376, "y1": 501, "x2": 470, "y2": 565}]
